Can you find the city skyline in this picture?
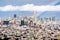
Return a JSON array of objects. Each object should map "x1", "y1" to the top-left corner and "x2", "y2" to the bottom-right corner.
[{"x1": 0, "y1": 0, "x2": 60, "y2": 19}]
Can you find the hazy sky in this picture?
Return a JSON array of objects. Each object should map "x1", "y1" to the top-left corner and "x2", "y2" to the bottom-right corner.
[
  {"x1": 0, "y1": 0, "x2": 59, "y2": 6},
  {"x1": 0, "y1": 0, "x2": 60, "y2": 19}
]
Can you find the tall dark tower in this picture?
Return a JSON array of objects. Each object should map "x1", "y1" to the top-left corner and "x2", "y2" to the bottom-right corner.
[
  {"x1": 52, "y1": 16, "x2": 55, "y2": 21},
  {"x1": 14, "y1": 14, "x2": 16, "y2": 18}
]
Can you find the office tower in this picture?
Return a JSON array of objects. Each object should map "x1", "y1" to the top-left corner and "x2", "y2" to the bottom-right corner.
[
  {"x1": 52, "y1": 16, "x2": 55, "y2": 21},
  {"x1": 20, "y1": 20, "x2": 25, "y2": 26},
  {"x1": 49, "y1": 17, "x2": 51, "y2": 21},
  {"x1": 14, "y1": 14, "x2": 17, "y2": 18}
]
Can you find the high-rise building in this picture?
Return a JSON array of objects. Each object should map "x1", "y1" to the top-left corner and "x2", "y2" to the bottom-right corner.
[
  {"x1": 52, "y1": 16, "x2": 55, "y2": 21},
  {"x1": 20, "y1": 20, "x2": 25, "y2": 26},
  {"x1": 14, "y1": 14, "x2": 17, "y2": 18}
]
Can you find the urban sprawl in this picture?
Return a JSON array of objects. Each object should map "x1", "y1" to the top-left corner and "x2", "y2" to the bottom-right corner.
[{"x1": 0, "y1": 14, "x2": 60, "y2": 40}]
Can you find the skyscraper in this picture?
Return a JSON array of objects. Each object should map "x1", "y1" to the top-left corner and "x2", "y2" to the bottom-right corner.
[{"x1": 14, "y1": 14, "x2": 17, "y2": 18}]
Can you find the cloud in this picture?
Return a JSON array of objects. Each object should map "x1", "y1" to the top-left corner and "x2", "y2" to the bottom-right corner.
[{"x1": 0, "y1": 4, "x2": 60, "y2": 11}]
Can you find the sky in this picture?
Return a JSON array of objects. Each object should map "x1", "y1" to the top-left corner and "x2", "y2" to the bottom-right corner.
[{"x1": 0, "y1": 0, "x2": 60, "y2": 20}]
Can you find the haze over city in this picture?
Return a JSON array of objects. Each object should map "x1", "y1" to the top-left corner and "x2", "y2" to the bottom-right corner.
[{"x1": 0, "y1": 0, "x2": 60, "y2": 19}]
